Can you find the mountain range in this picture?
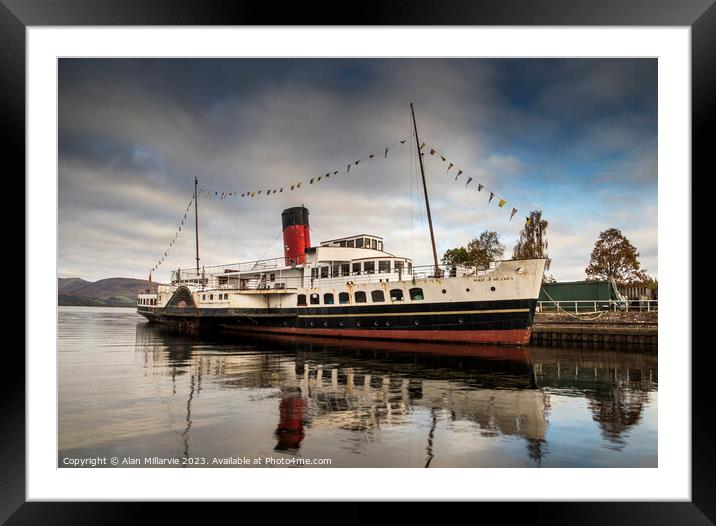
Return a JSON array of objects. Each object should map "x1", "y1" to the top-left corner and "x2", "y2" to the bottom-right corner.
[{"x1": 58, "y1": 277, "x2": 159, "y2": 307}]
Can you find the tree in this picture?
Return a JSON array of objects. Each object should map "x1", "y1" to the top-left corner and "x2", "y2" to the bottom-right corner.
[
  {"x1": 467, "y1": 231, "x2": 505, "y2": 270},
  {"x1": 441, "y1": 247, "x2": 471, "y2": 266},
  {"x1": 585, "y1": 228, "x2": 648, "y2": 285},
  {"x1": 513, "y1": 210, "x2": 551, "y2": 270},
  {"x1": 441, "y1": 230, "x2": 505, "y2": 270}
]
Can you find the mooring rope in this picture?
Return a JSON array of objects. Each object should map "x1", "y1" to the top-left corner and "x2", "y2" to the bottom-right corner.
[{"x1": 540, "y1": 287, "x2": 610, "y2": 321}]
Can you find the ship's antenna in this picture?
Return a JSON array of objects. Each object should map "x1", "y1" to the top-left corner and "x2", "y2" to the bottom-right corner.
[
  {"x1": 410, "y1": 102, "x2": 441, "y2": 277},
  {"x1": 194, "y1": 176, "x2": 201, "y2": 287}
]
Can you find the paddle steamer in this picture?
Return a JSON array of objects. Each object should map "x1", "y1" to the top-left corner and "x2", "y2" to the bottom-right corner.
[{"x1": 137, "y1": 104, "x2": 546, "y2": 345}]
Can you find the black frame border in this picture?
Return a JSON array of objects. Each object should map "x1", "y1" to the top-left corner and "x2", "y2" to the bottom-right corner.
[{"x1": 3, "y1": 0, "x2": 706, "y2": 522}]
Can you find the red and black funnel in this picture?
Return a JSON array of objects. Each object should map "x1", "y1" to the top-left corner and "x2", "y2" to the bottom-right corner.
[{"x1": 281, "y1": 206, "x2": 311, "y2": 265}]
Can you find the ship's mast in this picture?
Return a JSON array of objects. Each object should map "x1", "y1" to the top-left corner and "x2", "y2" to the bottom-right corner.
[
  {"x1": 410, "y1": 102, "x2": 441, "y2": 277},
  {"x1": 194, "y1": 176, "x2": 200, "y2": 283}
]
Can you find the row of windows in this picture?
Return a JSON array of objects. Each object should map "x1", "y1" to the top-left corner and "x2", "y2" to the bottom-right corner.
[
  {"x1": 311, "y1": 260, "x2": 409, "y2": 279},
  {"x1": 201, "y1": 293, "x2": 229, "y2": 301},
  {"x1": 138, "y1": 298, "x2": 157, "y2": 306},
  {"x1": 297, "y1": 287, "x2": 424, "y2": 306},
  {"x1": 324, "y1": 237, "x2": 383, "y2": 250}
]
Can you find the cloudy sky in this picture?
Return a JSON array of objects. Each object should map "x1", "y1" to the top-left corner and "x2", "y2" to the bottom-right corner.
[{"x1": 58, "y1": 58, "x2": 657, "y2": 282}]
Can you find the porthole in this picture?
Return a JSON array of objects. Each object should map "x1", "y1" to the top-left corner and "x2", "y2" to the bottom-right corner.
[
  {"x1": 414, "y1": 320, "x2": 420, "y2": 326},
  {"x1": 442, "y1": 289, "x2": 447, "y2": 294},
  {"x1": 310, "y1": 321, "x2": 315, "y2": 327},
  {"x1": 323, "y1": 321, "x2": 329, "y2": 327},
  {"x1": 374, "y1": 321, "x2": 379, "y2": 327},
  {"x1": 458, "y1": 318, "x2": 464, "y2": 323},
  {"x1": 490, "y1": 286, "x2": 496, "y2": 292},
  {"x1": 386, "y1": 321, "x2": 391, "y2": 326},
  {"x1": 339, "y1": 321, "x2": 344, "y2": 327},
  {"x1": 466, "y1": 288, "x2": 470, "y2": 293},
  {"x1": 356, "y1": 322, "x2": 361, "y2": 327}
]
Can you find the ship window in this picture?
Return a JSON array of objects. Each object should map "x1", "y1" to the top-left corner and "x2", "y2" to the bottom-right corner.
[
  {"x1": 409, "y1": 288, "x2": 424, "y2": 300},
  {"x1": 355, "y1": 291, "x2": 367, "y2": 303},
  {"x1": 379, "y1": 260, "x2": 390, "y2": 273},
  {"x1": 347, "y1": 239, "x2": 355, "y2": 248},
  {"x1": 371, "y1": 290, "x2": 385, "y2": 303},
  {"x1": 270, "y1": 273, "x2": 276, "y2": 282},
  {"x1": 407, "y1": 262, "x2": 412, "y2": 274},
  {"x1": 311, "y1": 267, "x2": 318, "y2": 279},
  {"x1": 364, "y1": 261, "x2": 375, "y2": 274},
  {"x1": 324, "y1": 293, "x2": 335, "y2": 305},
  {"x1": 352, "y1": 262, "x2": 361, "y2": 275},
  {"x1": 332, "y1": 263, "x2": 340, "y2": 276},
  {"x1": 340, "y1": 263, "x2": 350, "y2": 276},
  {"x1": 297, "y1": 294, "x2": 307, "y2": 306},
  {"x1": 339, "y1": 292, "x2": 350, "y2": 304},
  {"x1": 390, "y1": 289, "x2": 404, "y2": 301},
  {"x1": 379, "y1": 241, "x2": 383, "y2": 251},
  {"x1": 320, "y1": 266, "x2": 329, "y2": 278},
  {"x1": 339, "y1": 241, "x2": 346, "y2": 247},
  {"x1": 310, "y1": 293, "x2": 320, "y2": 305},
  {"x1": 355, "y1": 238, "x2": 364, "y2": 248},
  {"x1": 371, "y1": 239, "x2": 378, "y2": 250},
  {"x1": 394, "y1": 261, "x2": 404, "y2": 272},
  {"x1": 209, "y1": 294, "x2": 214, "y2": 300},
  {"x1": 202, "y1": 294, "x2": 206, "y2": 300}
]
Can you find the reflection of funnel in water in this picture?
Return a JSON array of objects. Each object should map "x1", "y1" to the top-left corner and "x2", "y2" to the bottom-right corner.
[{"x1": 274, "y1": 387, "x2": 307, "y2": 452}]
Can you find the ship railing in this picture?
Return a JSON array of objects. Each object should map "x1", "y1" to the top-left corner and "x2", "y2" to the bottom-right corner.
[
  {"x1": 171, "y1": 256, "x2": 288, "y2": 281},
  {"x1": 178, "y1": 275, "x2": 305, "y2": 292},
  {"x1": 411, "y1": 263, "x2": 492, "y2": 280},
  {"x1": 537, "y1": 299, "x2": 658, "y2": 313}
]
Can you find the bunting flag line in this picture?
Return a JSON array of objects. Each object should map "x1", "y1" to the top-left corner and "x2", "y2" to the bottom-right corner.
[
  {"x1": 198, "y1": 137, "x2": 409, "y2": 201},
  {"x1": 150, "y1": 195, "x2": 193, "y2": 273},
  {"x1": 420, "y1": 141, "x2": 524, "y2": 224}
]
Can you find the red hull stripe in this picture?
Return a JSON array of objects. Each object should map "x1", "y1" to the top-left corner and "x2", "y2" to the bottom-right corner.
[{"x1": 222, "y1": 325, "x2": 532, "y2": 345}]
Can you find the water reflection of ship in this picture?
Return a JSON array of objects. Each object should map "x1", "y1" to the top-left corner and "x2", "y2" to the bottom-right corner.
[{"x1": 134, "y1": 323, "x2": 657, "y2": 463}]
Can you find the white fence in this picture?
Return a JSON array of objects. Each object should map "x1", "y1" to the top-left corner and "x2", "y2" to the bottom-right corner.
[{"x1": 537, "y1": 299, "x2": 658, "y2": 313}]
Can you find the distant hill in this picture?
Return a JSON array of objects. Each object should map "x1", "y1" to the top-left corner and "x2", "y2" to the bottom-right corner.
[
  {"x1": 58, "y1": 277, "x2": 92, "y2": 295},
  {"x1": 58, "y1": 277, "x2": 159, "y2": 307}
]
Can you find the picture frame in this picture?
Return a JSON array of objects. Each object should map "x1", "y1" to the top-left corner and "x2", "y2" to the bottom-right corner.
[{"x1": 4, "y1": 0, "x2": 706, "y2": 521}]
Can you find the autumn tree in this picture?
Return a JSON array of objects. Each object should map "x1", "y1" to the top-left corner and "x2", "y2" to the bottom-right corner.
[
  {"x1": 513, "y1": 210, "x2": 551, "y2": 270},
  {"x1": 442, "y1": 230, "x2": 505, "y2": 270},
  {"x1": 585, "y1": 228, "x2": 648, "y2": 285}
]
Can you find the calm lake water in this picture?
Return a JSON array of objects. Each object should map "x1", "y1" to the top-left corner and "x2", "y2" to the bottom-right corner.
[{"x1": 58, "y1": 306, "x2": 657, "y2": 468}]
